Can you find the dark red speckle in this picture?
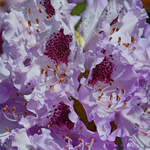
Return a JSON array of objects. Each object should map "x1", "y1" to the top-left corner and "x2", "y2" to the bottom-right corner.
[
  {"x1": 50, "y1": 102, "x2": 74, "y2": 129},
  {"x1": 101, "y1": 49, "x2": 106, "y2": 54},
  {"x1": 110, "y1": 16, "x2": 118, "y2": 26},
  {"x1": 40, "y1": 0, "x2": 55, "y2": 17},
  {"x1": 88, "y1": 56, "x2": 114, "y2": 85},
  {"x1": 44, "y1": 29, "x2": 72, "y2": 64}
]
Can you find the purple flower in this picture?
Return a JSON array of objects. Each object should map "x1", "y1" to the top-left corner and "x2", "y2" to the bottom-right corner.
[{"x1": 0, "y1": 0, "x2": 150, "y2": 149}]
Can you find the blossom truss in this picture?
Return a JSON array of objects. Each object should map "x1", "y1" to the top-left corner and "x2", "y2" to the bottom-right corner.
[{"x1": 0, "y1": 0, "x2": 150, "y2": 150}]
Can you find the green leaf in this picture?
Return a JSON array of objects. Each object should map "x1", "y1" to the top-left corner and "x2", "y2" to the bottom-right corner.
[
  {"x1": 71, "y1": 2, "x2": 87, "y2": 16},
  {"x1": 69, "y1": 96, "x2": 97, "y2": 132},
  {"x1": 75, "y1": 18, "x2": 82, "y2": 31}
]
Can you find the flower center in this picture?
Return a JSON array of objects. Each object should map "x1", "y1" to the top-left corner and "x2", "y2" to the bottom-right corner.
[
  {"x1": 89, "y1": 56, "x2": 114, "y2": 85},
  {"x1": 40, "y1": 0, "x2": 55, "y2": 17},
  {"x1": 44, "y1": 29, "x2": 72, "y2": 64},
  {"x1": 50, "y1": 102, "x2": 74, "y2": 129}
]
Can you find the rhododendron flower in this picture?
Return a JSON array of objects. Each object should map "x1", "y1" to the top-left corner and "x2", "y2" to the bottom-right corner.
[{"x1": 1, "y1": 0, "x2": 150, "y2": 150}]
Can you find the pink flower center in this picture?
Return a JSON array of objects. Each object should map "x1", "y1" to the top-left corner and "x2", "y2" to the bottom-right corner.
[
  {"x1": 44, "y1": 29, "x2": 72, "y2": 64},
  {"x1": 50, "y1": 102, "x2": 74, "y2": 129},
  {"x1": 40, "y1": 0, "x2": 55, "y2": 17},
  {"x1": 89, "y1": 56, "x2": 114, "y2": 85}
]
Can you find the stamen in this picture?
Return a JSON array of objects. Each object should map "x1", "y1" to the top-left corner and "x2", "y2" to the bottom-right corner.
[
  {"x1": 2, "y1": 111, "x2": 17, "y2": 122},
  {"x1": 28, "y1": 20, "x2": 32, "y2": 27},
  {"x1": 41, "y1": 68, "x2": 45, "y2": 74},
  {"x1": 78, "y1": 138, "x2": 84, "y2": 143},
  {"x1": 28, "y1": 8, "x2": 31, "y2": 15},
  {"x1": 5, "y1": 127, "x2": 11, "y2": 133},
  {"x1": 24, "y1": 102, "x2": 27, "y2": 107},
  {"x1": 38, "y1": 8, "x2": 43, "y2": 13},
  {"x1": 110, "y1": 93, "x2": 113, "y2": 100},
  {"x1": 36, "y1": 29, "x2": 40, "y2": 33},
  {"x1": 12, "y1": 106, "x2": 16, "y2": 113},
  {"x1": 122, "y1": 43, "x2": 129, "y2": 47},
  {"x1": 47, "y1": 124, "x2": 50, "y2": 128},
  {"x1": 49, "y1": 85, "x2": 53, "y2": 90},
  {"x1": 45, "y1": 70, "x2": 48, "y2": 77},
  {"x1": 109, "y1": 37, "x2": 112, "y2": 41},
  {"x1": 132, "y1": 46, "x2": 136, "y2": 51},
  {"x1": 47, "y1": 64, "x2": 50, "y2": 68},
  {"x1": 121, "y1": 88, "x2": 125, "y2": 94},
  {"x1": 116, "y1": 95, "x2": 120, "y2": 101},
  {"x1": 116, "y1": 87, "x2": 119, "y2": 91},
  {"x1": 16, "y1": 93, "x2": 19, "y2": 96},
  {"x1": 37, "y1": 129, "x2": 41, "y2": 134},
  {"x1": 53, "y1": 69, "x2": 57, "y2": 76},
  {"x1": 118, "y1": 37, "x2": 121, "y2": 45},
  {"x1": 46, "y1": 15, "x2": 50, "y2": 19},
  {"x1": 35, "y1": 18, "x2": 40, "y2": 24},
  {"x1": 98, "y1": 88, "x2": 103, "y2": 92},
  {"x1": 3, "y1": 104, "x2": 8, "y2": 113},
  {"x1": 131, "y1": 36, "x2": 135, "y2": 43},
  {"x1": 98, "y1": 92, "x2": 103, "y2": 100},
  {"x1": 65, "y1": 136, "x2": 72, "y2": 142}
]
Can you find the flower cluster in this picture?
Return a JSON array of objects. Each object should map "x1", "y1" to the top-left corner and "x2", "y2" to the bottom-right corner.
[{"x1": 0, "y1": 0, "x2": 150, "y2": 149}]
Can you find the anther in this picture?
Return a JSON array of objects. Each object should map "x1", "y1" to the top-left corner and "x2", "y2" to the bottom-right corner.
[
  {"x1": 91, "y1": 137, "x2": 94, "y2": 143},
  {"x1": 108, "y1": 104, "x2": 112, "y2": 108},
  {"x1": 131, "y1": 36, "x2": 135, "y2": 43},
  {"x1": 36, "y1": 29, "x2": 40, "y2": 33},
  {"x1": 49, "y1": 85, "x2": 53, "y2": 89},
  {"x1": 109, "y1": 81, "x2": 113, "y2": 86},
  {"x1": 118, "y1": 37, "x2": 121, "y2": 45},
  {"x1": 3, "y1": 104, "x2": 8, "y2": 113},
  {"x1": 37, "y1": 129, "x2": 41, "y2": 134},
  {"x1": 116, "y1": 87, "x2": 119, "y2": 91},
  {"x1": 109, "y1": 37, "x2": 112, "y2": 41},
  {"x1": 12, "y1": 106, "x2": 16, "y2": 113},
  {"x1": 45, "y1": 70, "x2": 48, "y2": 77},
  {"x1": 64, "y1": 145, "x2": 68, "y2": 150},
  {"x1": 41, "y1": 68, "x2": 45, "y2": 74},
  {"x1": 79, "y1": 138, "x2": 83, "y2": 143},
  {"x1": 5, "y1": 127, "x2": 11, "y2": 132},
  {"x1": 19, "y1": 20, "x2": 23, "y2": 25},
  {"x1": 112, "y1": 27, "x2": 116, "y2": 33},
  {"x1": 35, "y1": 18, "x2": 40, "y2": 24},
  {"x1": 38, "y1": 8, "x2": 43, "y2": 13},
  {"x1": 28, "y1": 20, "x2": 32, "y2": 27},
  {"x1": 53, "y1": 69, "x2": 57, "y2": 75},
  {"x1": 16, "y1": 93, "x2": 19, "y2": 96},
  {"x1": 122, "y1": 43, "x2": 129, "y2": 47},
  {"x1": 24, "y1": 102, "x2": 27, "y2": 107},
  {"x1": 98, "y1": 92, "x2": 103, "y2": 100},
  {"x1": 110, "y1": 93, "x2": 113, "y2": 100},
  {"x1": 24, "y1": 111, "x2": 27, "y2": 115},
  {"x1": 85, "y1": 143, "x2": 89, "y2": 148},
  {"x1": 121, "y1": 88, "x2": 125, "y2": 94},
  {"x1": 65, "y1": 136, "x2": 72, "y2": 142},
  {"x1": 47, "y1": 64, "x2": 50, "y2": 68},
  {"x1": 116, "y1": 95, "x2": 120, "y2": 101},
  {"x1": 116, "y1": 28, "x2": 119, "y2": 32},
  {"x1": 132, "y1": 46, "x2": 136, "y2": 51},
  {"x1": 46, "y1": 15, "x2": 50, "y2": 19},
  {"x1": 98, "y1": 88, "x2": 103, "y2": 92},
  {"x1": 28, "y1": 8, "x2": 31, "y2": 15}
]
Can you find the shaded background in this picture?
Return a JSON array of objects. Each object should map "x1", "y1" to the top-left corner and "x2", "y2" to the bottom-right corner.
[{"x1": 142, "y1": 0, "x2": 150, "y2": 23}]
